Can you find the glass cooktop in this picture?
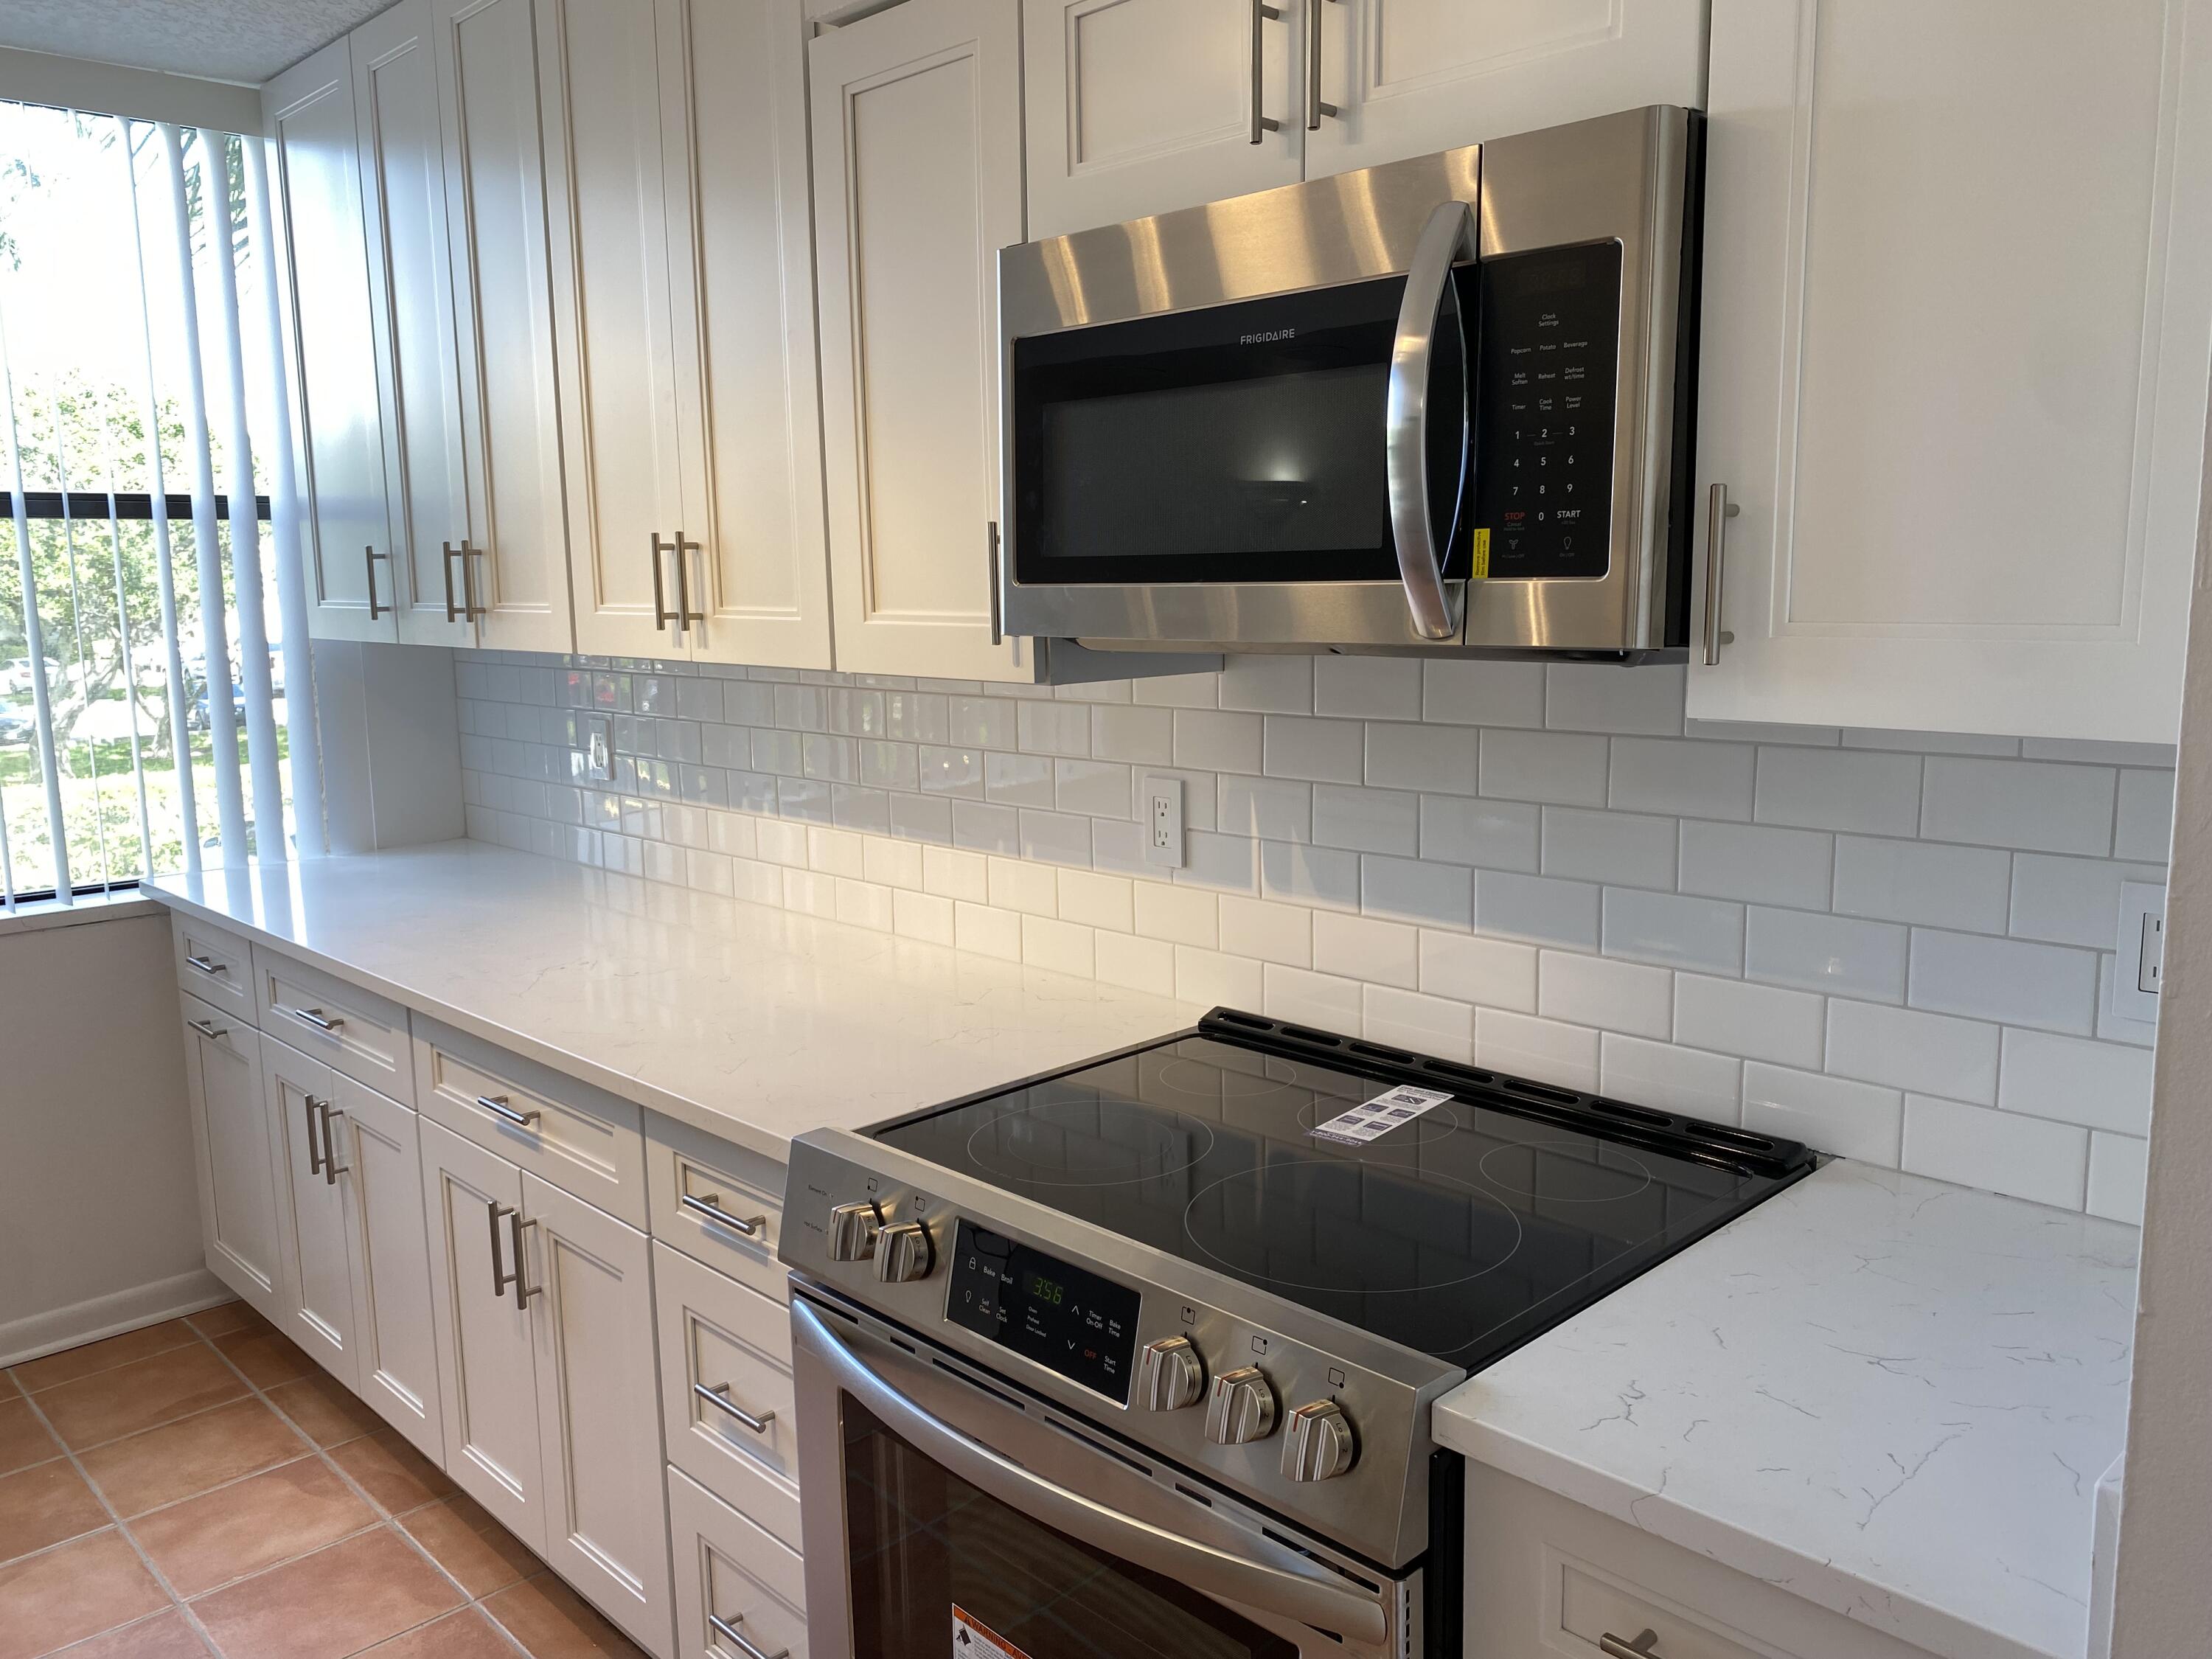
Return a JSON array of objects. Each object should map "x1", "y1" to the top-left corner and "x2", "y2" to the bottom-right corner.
[{"x1": 874, "y1": 1012, "x2": 1813, "y2": 1376}]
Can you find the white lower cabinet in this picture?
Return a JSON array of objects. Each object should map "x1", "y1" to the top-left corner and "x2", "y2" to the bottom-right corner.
[
  {"x1": 181, "y1": 995, "x2": 284, "y2": 1326},
  {"x1": 333, "y1": 1073, "x2": 445, "y2": 1463},
  {"x1": 264, "y1": 1038, "x2": 362, "y2": 1386},
  {"x1": 669, "y1": 1464, "x2": 808, "y2": 1659}
]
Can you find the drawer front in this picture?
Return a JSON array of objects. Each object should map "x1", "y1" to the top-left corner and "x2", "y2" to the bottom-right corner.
[
  {"x1": 646, "y1": 1112, "x2": 787, "y2": 1302},
  {"x1": 669, "y1": 1465, "x2": 807, "y2": 1659},
  {"x1": 414, "y1": 1017, "x2": 646, "y2": 1228},
  {"x1": 173, "y1": 914, "x2": 257, "y2": 1023},
  {"x1": 255, "y1": 947, "x2": 414, "y2": 1106},
  {"x1": 653, "y1": 1242, "x2": 801, "y2": 1549},
  {"x1": 1557, "y1": 1554, "x2": 1784, "y2": 1659}
]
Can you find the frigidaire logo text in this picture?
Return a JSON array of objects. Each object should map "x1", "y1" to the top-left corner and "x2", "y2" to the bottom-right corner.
[{"x1": 1239, "y1": 327, "x2": 1297, "y2": 344}]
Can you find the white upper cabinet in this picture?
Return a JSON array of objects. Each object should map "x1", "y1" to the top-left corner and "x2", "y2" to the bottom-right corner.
[
  {"x1": 432, "y1": 0, "x2": 573, "y2": 653},
  {"x1": 1690, "y1": 0, "x2": 2212, "y2": 743},
  {"x1": 1023, "y1": 0, "x2": 1303, "y2": 237},
  {"x1": 1304, "y1": 0, "x2": 1706, "y2": 175},
  {"x1": 812, "y1": 0, "x2": 1033, "y2": 681},
  {"x1": 265, "y1": 38, "x2": 392, "y2": 645},
  {"x1": 352, "y1": 0, "x2": 476, "y2": 647}
]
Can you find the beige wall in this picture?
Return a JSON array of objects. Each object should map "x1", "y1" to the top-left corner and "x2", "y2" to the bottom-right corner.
[{"x1": 0, "y1": 908, "x2": 223, "y2": 1364}]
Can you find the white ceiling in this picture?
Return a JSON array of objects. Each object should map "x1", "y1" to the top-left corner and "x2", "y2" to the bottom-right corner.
[{"x1": 0, "y1": 0, "x2": 389, "y2": 85}]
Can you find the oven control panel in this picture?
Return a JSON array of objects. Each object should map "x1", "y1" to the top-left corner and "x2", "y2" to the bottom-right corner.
[
  {"x1": 1471, "y1": 239, "x2": 1623, "y2": 580},
  {"x1": 944, "y1": 1220, "x2": 1142, "y2": 1405}
]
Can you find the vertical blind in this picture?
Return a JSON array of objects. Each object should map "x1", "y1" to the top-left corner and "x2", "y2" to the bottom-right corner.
[{"x1": 0, "y1": 100, "x2": 321, "y2": 905}]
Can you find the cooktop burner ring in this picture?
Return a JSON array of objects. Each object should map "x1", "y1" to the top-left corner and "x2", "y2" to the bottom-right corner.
[
  {"x1": 1477, "y1": 1140, "x2": 1655, "y2": 1203},
  {"x1": 963, "y1": 1096, "x2": 1217, "y2": 1188},
  {"x1": 1153, "y1": 1057, "x2": 1304, "y2": 1105},
  {"x1": 1180, "y1": 1160, "x2": 1526, "y2": 1296}
]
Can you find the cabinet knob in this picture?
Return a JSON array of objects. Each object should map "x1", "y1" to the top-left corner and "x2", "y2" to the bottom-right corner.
[
  {"x1": 1281, "y1": 1399, "x2": 1356, "y2": 1481},
  {"x1": 827, "y1": 1200, "x2": 882, "y2": 1263},
  {"x1": 872, "y1": 1220, "x2": 935, "y2": 1283},
  {"x1": 1138, "y1": 1336, "x2": 1206, "y2": 1411},
  {"x1": 1204, "y1": 1366, "x2": 1277, "y2": 1445}
]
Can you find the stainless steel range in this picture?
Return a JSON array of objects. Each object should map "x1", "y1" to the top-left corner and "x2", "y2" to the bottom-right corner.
[{"x1": 780, "y1": 1011, "x2": 1812, "y2": 1659}]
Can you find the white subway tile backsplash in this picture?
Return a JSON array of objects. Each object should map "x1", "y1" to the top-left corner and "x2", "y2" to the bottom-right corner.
[{"x1": 465, "y1": 652, "x2": 2166, "y2": 1219}]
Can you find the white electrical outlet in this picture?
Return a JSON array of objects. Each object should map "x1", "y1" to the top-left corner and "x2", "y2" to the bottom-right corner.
[
  {"x1": 583, "y1": 714, "x2": 613, "y2": 782},
  {"x1": 1143, "y1": 775, "x2": 1186, "y2": 869},
  {"x1": 2113, "y1": 880, "x2": 2167, "y2": 1023}
]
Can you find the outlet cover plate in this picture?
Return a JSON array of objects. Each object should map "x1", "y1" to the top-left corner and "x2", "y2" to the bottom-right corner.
[
  {"x1": 2114, "y1": 880, "x2": 2167, "y2": 1023},
  {"x1": 1143, "y1": 774, "x2": 1185, "y2": 869}
]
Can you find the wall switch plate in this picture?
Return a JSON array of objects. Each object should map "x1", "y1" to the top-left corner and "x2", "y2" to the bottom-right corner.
[
  {"x1": 1143, "y1": 775, "x2": 1186, "y2": 869},
  {"x1": 583, "y1": 714, "x2": 613, "y2": 782},
  {"x1": 2114, "y1": 880, "x2": 2167, "y2": 1022}
]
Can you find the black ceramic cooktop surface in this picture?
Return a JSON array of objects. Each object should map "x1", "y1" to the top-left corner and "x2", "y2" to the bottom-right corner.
[{"x1": 874, "y1": 1012, "x2": 1813, "y2": 1374}]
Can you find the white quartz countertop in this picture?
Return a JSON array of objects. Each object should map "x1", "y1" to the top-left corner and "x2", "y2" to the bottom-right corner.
[
  {"x1": 1433, "y1": 1159, "x2": 2138, "y2": 1659},
  {"x1": 145, "y1": 842, "x2": 1200, "y2": 1161}
]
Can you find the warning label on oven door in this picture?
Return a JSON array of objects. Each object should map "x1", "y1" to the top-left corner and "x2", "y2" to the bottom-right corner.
[{"x1": 953, "y1": 1605, "x2": 1033, "y2": 1659}]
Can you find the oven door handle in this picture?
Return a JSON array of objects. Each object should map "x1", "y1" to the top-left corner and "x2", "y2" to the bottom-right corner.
[
  {"x1": 794, "y1": 1298, "x2": 1385, "y2": 1644},
  {"x1": 1385, "y1": 198, "x2": 1476, "y2": 643}
]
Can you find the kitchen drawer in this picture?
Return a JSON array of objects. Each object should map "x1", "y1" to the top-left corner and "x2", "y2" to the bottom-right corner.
[
  {"x1": 173, "y1": 914, "x2": 257, "y2": 1024},
  {"x1": 1557, "y1": 1557, "x2": 1773, "y2": 1659},
  {"x1": 254, "y1": 947, "x2": 414, "y2": 1106},
  {"x1": 647, "y1": 1110, "x2": 787, "y2": 1303},
  {"x1": 414, "y1": 1015, "x2": 646, "y2": 1228},
  {"x1": 654, "y1": 1242, "x2": 801, "y2": 1551},
  {"x1": 669, "y1": 1465, "x2": 807, "y2": 1659}
]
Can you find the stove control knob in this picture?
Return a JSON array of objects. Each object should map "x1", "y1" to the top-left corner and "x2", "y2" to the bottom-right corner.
[
  {"x1": 827, "y1": 1201, "x2": 881, "y2": 1263},
  {"x1": 873, "y1": 1220, "x2": 935, "y2": 1283},
  {"x1": 1204, "y1": 1366, "x2": 1278, "y2": 1445},
  {"x1": 1138, "y1": 1337, "x2": 1206, "y2": 1411},
  {"x1": 1281, "y1": 1400, "x2": 1357, "y2": 1482}
]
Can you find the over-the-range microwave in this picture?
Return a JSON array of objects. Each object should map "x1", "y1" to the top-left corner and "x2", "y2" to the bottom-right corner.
[{"x1": 996, "y1": 105, "x2": 1703, "y2": 662}]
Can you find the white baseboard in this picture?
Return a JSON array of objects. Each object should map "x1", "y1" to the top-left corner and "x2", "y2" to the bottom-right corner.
[{"x1": 0, "y1": 1269, "x2": 234, "y2": 1368}]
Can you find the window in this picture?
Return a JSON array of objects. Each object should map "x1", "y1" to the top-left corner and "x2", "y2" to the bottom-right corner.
[{"x1": 0, "y1": 100, "x2": 321, "y2": 904}]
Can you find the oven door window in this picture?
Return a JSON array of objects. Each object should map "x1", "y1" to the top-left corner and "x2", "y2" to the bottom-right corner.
[
  {"x1": 1011, "y1": 272, "x2": 1472, "y2": 588},
  {"x1": 844, "y1": 1397, "x2": 1298, "y2": 1659}
]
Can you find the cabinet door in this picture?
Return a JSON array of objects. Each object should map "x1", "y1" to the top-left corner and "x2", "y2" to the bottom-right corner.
[
  {"x1": 659, "y1": 0, "x2": 836, "y2": 669},
  {"x1": 433, "y1": 0, "x2": 574, "y2": 653},
  {"x1": 265, "y1": 37, "x2": 396, "y2": 644},
  {"x1": 812, "y1": 0, "x2": 1034, "y2": 681},
  {"x1": 524, "y1": 1172, "x2": 674, "y2": 1658},
  {"x1": 264, "y1": 1038, "x2": 360, "y2": 1388},
  {"x1": 1304, "y1": 0, "x2": 1706, "y2": 176},
  {"x1": 352, "y1": 0, "x2": 476, "y2": 648},
  {"x1": 1688, "y1": 0, "x2": 2212, "y2": 742},
  {"x1": 334, "y1": 1074, "x2": 446, "y2": 1466},
  {"x1": 182, "y1": 1000, "x2": 284, "y2": 1324},
  {"x1": 1023, "y1": 0, "x2": 1302, "y2": 239},
  {"x1": 420, "y1": 1116, "x2": 546, "y2": 1550},
  {"x1": 544, "y1": 0, "x2": 691, "y2": 661}
]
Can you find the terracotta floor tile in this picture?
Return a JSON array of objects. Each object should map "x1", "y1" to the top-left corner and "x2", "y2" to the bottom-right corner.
[
  {"x1": 184, "y1": 1301, "x2": 269, "y2": 1340},
  {"x1": 355, "y1": 1607, "x2": 517, "y2": 1658},
  {"x1": 128, "y1": 1455, "x2": 377, "y2": 1597},
  {"x1": 209, "y1": 1329, "x2": 316, "y2": 1391},
  {"x1": 45, "y1": 1607, "x2": 209, "y2": 1658},
  {"x1": 481, "y1": 1574, "x2": 652, "y2": 1659},
  {"x1": 7, "y1": 1322, "x2": 204, "y2": 1397},
  {"x1": 0, "y1": 1461, "x2": 108, "y2": 1565},
  {"x1": 0, "y1": 1528, "x2": 167, "y2": 1659},
  {"x1": 189, "y1": 1526, "x2": 464, "y2": 1659},
  {"x1": 397, "y1": 1497, "x2": 539, "y2": 1599},
  {"x1": 265, "y1": 1371, "x2": 383, "y2": 1449},
  {"x1": 330, "y1": 1429, "x2": 455, "y2": 1514},
  {"x1": 35, "y1": 1346, "x2": 248, "y2": 1450},
  {"x1": 76, "y1": 1397, "x2": 309, "y2": 1518},
  {"x1": 0, "y1": 1397, "x2": 60, "y2": 1475}
]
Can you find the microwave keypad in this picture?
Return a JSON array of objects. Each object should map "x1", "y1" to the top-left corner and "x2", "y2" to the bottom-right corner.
[{"x1": 1472, "y1": 241, "x2": 1622, "y2": 580}]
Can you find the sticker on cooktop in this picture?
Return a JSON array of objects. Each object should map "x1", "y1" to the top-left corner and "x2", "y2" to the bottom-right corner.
[
  {"x1": 954, "y1": 1605, "x2": 1033, "y2": 1659},
  {"x1": 1308, "y1": 1085, "x2": 1454, "y2": 1144}
]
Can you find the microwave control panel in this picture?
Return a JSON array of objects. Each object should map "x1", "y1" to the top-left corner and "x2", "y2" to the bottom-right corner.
[{"x1": 1472, "y1": 240, "x2": 1623, "y2": 580}]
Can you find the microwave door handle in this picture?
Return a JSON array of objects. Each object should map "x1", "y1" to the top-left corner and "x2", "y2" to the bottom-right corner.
[
  {"x1": 1386, "y1": 199, "x2": 1476, "y2": 642},
  {"x1": 792, "y1": 1298, "x2": 1385, "y2": 1645}
]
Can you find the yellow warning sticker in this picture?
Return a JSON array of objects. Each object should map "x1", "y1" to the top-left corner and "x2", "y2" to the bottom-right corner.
[{"x1": 1470, "y1": 527, "x2": 1491, "y2": 580}]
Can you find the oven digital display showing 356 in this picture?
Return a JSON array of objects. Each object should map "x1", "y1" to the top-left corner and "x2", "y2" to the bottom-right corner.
[{"x1": 944, "y1": 1219, "x2": 1142, "y2": 1405}]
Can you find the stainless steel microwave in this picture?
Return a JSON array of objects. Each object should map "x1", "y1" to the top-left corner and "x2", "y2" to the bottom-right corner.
[{"x1": 996, "y1": 105, "x2": 1702, "y2": 661}]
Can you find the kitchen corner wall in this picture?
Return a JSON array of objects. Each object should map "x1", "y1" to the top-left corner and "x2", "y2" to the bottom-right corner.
[{"x1": 453, "y1": 651, "x2": 2173, "y2": 1225}]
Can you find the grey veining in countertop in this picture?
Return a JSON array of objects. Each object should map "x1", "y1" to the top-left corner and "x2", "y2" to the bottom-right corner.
[
  {"x1": 146, "y1": 842, "x2": 1200, "y2": 1160},
  {"x1": 1433, "y1": 1158, "x2": 2139, "y2": 1659}
]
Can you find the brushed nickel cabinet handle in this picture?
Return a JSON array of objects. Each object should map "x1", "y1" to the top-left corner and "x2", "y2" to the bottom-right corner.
[
  {"x1": 986, "y1": 521, "x2": 1004, "y2": 646},
  {"x1": 695, "y1": 1381, "x2": 773, "y2": 1434},
  {"x1": 305, "y1": 1094, "x2": 326, "y2": 1177},
  {"x1": 677, "y1": 531, "x2": 704, "y2": 626},
  {"x1": 709, "y1": 1611, "x2": 788, "y2": 1659},
  {"x1": 1248, "y1": 0, "x2": 1282, "y2": 144},
  {"x1": 461, "y1": 540, "x2": 487, "y2": 620},
  {"x1": 680, "y1": 1192, "x2": 764, "y2": 1237},
  {"x1": 292, "y1": 1006, "x2": 344, "y2": 1033},
  {"x1": 1599, "y1": 1631, "x2": 1661, "y2": 1659},
  {"x1": 318, "y1": 1100, "x2": 348, "y2": 1185},
  {"x1": 1305, "y1": 0, "x2": 1339, "y2": 129},
  {"x1": 652, "y1": 532, "x2": 677, "y2": 630},
  {"x1": 185, "y1": 953, "x2": 226, "y2": 975},
  {"x1": 509, "y1": 1208, "x2": 538, "y2": 1307},
  {"x1": 1703, "y1": 481, "x2": 1741, "y2": 665},
  {"x1": 443, "y1": 540, "x2": 462, "y2": 622},
  {"x1": 365, "y1": 546, "x2": 389, "y2": 620},
  {"x1": 488, "y1": 1201, "x2": 535, "y2": 1304},
  {"x1": 487, "y1": 1199, "x2": 512, "y2": 1298},
  {"x1": 476, "y1": 1093, "x2": 540, "y2": 1130},
  {"x1": 189, "y1": 1018, "x2": 229, "y2": 1040}
]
